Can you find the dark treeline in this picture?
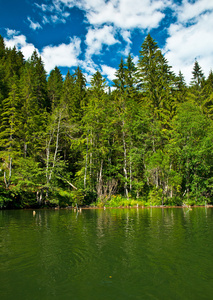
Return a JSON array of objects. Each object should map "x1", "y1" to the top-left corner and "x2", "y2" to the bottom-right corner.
[{"x1": 1, "y1": 33, "x2": 213, "y2": 208}]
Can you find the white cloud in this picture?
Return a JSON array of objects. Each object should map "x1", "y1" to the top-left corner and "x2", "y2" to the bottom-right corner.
[
  {"x1": 6, "y1": 28, "x2": 20, "y2": 37},
  {"x1": 4, "y1": 31, "x2": 81, "y2": 74},
  {"x1": 4, "y1": 34, "x2": 37, "y2": 59},
  {"x1": 80, "y1": 58, "x2": 98, "y2": 76},
  {"x1": 40, "y1": 0, "x2": 171, "y2": 68},
  {"x1": 85, "y1": 25, "x2": 119, "y2": 58},
  {"x1": 121, "y1": 30, "x2": 131, "y2": 44},
  {"x1": 33, "y1": 0, "x2": 172, "y2": 76},
  {"x1": 35, "y1": 3, "x2": 55, "y2": 12},
  {"x1": 45, "y1": 0, "x2": 170, "y2": 29},
  {"x1": 85, "y1": 0, "x2": 166, "y2": 29},
  {"x1": 133, "y1": 55, "x2": 139, "y2": 65},
  {"x1": 27, "y1": 17, "x2": 42, "y2": 30},
  {"x1": 35, "y1": 1, "x2": 70, "y2": 24},
  {"x1": 41, "y1": 37, "x2": 81, "y2": 72},
  {"x1": 42, "y1": 16, "x2": 50, "y2": 24},
  {"x1": 7, "y1": 0, "x2": 213, "y2": 87},
  {"x1": 51, "y1": 15, "x2": 61, "y2": 23},
  {"x1": 119, "y1": 30, "x2": 132, "y2": 56},
  {"x1": 164, "y1": 1, "x2": 213, "y2": 83},
  {"x1": 101, "y1": 64, "x2": 117, "y2": 81},
  {"x1": 49, "y1": 12, "x2": 70, "y2": 23},
  {"x1": 175, "y1": 0, "x2": 213, "y2": 23}
]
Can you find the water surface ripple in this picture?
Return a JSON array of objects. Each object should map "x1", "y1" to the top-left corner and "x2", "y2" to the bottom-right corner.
[{"x1": 1, "y1": 207, "x2": 213, "y2": 299}]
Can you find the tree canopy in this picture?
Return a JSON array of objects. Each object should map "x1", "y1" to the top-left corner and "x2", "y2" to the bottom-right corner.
[{"x1": 1, "y1": 34, "x2": 213, "y2": 208}]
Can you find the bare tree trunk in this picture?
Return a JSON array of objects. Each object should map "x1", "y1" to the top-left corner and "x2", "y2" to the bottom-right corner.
[
  {"x1": 99, "y1": 159, "x2": 103, "y2": 190},
  {"x1": 58, "y1": 174, "x2": 77, "y2": 190},
  {"x1": 155, "y1": 168, "x2": 159, "y2": 188},
  {"x1": 84, "y1": 135, "x2": 89, "y2": 190},
  {"x1": 36, "y1": 190, "x2": 43, "y2": 205},
  {"x1": 4, "y1": 114, "x2": 14, "y2": 189},
  {"x1": 90, "y1": 137, "x2": 93, "y2": 185},
  {"x1": 122, "y1": 121, "x2": 129, "y2": 199},
  {"x1": 130, "y1": 144, "x2": 132, "y2": 192},
  {"x1": 49, "y1": 111, "x2": 61, "y2": 182},
  {"x1": 97, "y1": 160, "x2": 103, "y2": 199},
  {"x1": 4, "y1": 156, "x2": 12, "y2": 189},
  {"x1": 24, "y1": 143, "x2": 27, "y2": 158},
  {"x1": 45, "y1": 110, "x2": 62, "y2": 199}
]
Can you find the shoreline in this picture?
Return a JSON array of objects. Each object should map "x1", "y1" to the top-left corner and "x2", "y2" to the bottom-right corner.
[
  {"x1": 26, "y1": 204, "x2": 213, "y2": 210},
  {"x1": 2, "y1": 204, "x2": 213, "y2": 211}
]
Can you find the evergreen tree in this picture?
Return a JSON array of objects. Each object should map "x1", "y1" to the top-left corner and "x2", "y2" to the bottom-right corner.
[
  {"x1": 190, "y1": 60, "x2": 205, "y2": 88},
  {"x1": 202, "y1": 71, "x2": 213, "y2": 117},
  {"x1": 61, "y1": 70, "x2": 75, "y2": 117},
  {"x1": 47, "y1": 66, "x2": 63, "y2": 110},
  {"x1": 73, "y1": 66, "x2": 87, "y2": 116},
  {"x1": 125, "y1": 53, "x2": 138, "y2": 94},
  {"x1": 82, "y1": 70, "x2": 112, "y2": 197},
  {"x1": 0, "y1": 75, "x2": 21, "y2": 189},
  {"x1": 188, "y1": 60, "x2": 205, "y2": 109},
  {"x1": 0, "y1": 35, "x2": 6, "y2": 59},
  {"x1": 137, "y1": 33, "x2": 175, "y2": 120},
  {"x1": 113, "y1": 58, "x2": 126, "y2": 93},
  {"x1": 172, "y1": 102, "x2": 213, "y2": 202},
  {"x1": 30, "y1": 51, "x2": 48, "y2": 109},
  {"x1": 18, "y1": 52, "x2": 47, "y2": 158}
]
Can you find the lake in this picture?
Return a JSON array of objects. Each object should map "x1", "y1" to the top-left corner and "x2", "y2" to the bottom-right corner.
[{"x1": 1, "y1": 207, "x2": 213, "y2": 300}]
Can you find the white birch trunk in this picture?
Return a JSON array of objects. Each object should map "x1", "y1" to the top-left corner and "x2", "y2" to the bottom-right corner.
[
  {"x1": 84, "y1": 135, "x2": 88, "y2": 190},
  {"x1": 122, "y1": 121, "x2": 129, "y2": 198}
]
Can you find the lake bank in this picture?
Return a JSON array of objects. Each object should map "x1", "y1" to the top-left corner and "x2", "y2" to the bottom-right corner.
[{"x1": 21, "y1": 204, "x2": 213, "y2": 211}]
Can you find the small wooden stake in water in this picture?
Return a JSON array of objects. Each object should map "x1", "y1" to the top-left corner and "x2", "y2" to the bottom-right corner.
[{"x1": 33, "y1": 211, "x2": 36, "y2": 216}]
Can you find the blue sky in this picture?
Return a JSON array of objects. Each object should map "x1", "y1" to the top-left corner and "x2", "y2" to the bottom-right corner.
[{"x1": 1, "y1": 0, "x2": 213, "y2": 84}]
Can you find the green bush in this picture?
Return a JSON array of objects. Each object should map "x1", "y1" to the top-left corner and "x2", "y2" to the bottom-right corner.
[
  {"x1": 0, "y1": 194, "x2": 12, "y2": 208},
  {"x1": 54, "y1": 189, "x2": 84, "y2": 207},
  {"x1": 96, "y1": 195, "x2": 147, "y2": 208},
  {"x1": 148, "y1": 188, "x2": 163, "y2": 206},
  {"x1": 83, "y1": 190, "x2": 97, "y2": 205},
  {"x1": 164, "y1": 196, "x2": 183, "y2": 206}
]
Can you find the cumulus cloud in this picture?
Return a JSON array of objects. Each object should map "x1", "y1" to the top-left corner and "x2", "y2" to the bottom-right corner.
[
  {"x1": 4, "y1": 33, "x2": 37, "y2": 59},
  {"x1": 27, "y1": 17, "x2": 42, "y2": 30},
  {"x1": 6, "y1": 0, "x2": 213, "y2": 86},
  {"x1": 164, "y1": 1, "x2": 213, "y2": 83},
  {"x1": 119, "y1": 30, "x2": 132, "y2": 56},
  {"x1": 52, "y1": 0, "x2": 169, "y2": 29},
  {"x1": 86, "y1": 0, "x2": 166, "y2": 29},
  {"x1": 41, "y1": 37, "x2": 81, "y2": 72},
  {"x1": 101, "y1": 64, "x2": 117, "y2": 81},
  {"x1": 36, "y1": 0, "x2": 171, "y2": 72},
  {"x1": 80, "y1": 58, "x2": 98, "y2": 76},
  {"x1": 175, "y1": 0, "x2": 213, "y2": 23},
  {"x1": 85, "y1": 25, "x2": 119, "y2": 58},
  {"x1": 4, "y1": 31, "x2": 81, "y2": 74}
]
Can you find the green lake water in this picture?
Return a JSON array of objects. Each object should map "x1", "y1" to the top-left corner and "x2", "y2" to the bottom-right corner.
[{"x1": 1, "y1": 207, "x2": 213, "y2": 300}]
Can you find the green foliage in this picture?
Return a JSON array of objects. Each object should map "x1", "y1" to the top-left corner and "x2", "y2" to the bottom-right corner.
[
  {"x1": 47, "y1": 66, "x2": 63, "y2": 110},
  {"x1": 0, "y1": 188, "x2": 13, "y2": 208},
  {"x1": 94, "y1": 194, "x2": 147, "y2": 208},
  {"x1": 1, "y1": 33, "x2": 213, "y2": 208},
  {"x1": 148, "y1": 188, "x2": 163, "y2": 206}
]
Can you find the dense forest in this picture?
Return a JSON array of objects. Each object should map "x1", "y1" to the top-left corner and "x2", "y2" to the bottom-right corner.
[{"x1": 1, "y1": 33, "x2": 213, "y2": 209}]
